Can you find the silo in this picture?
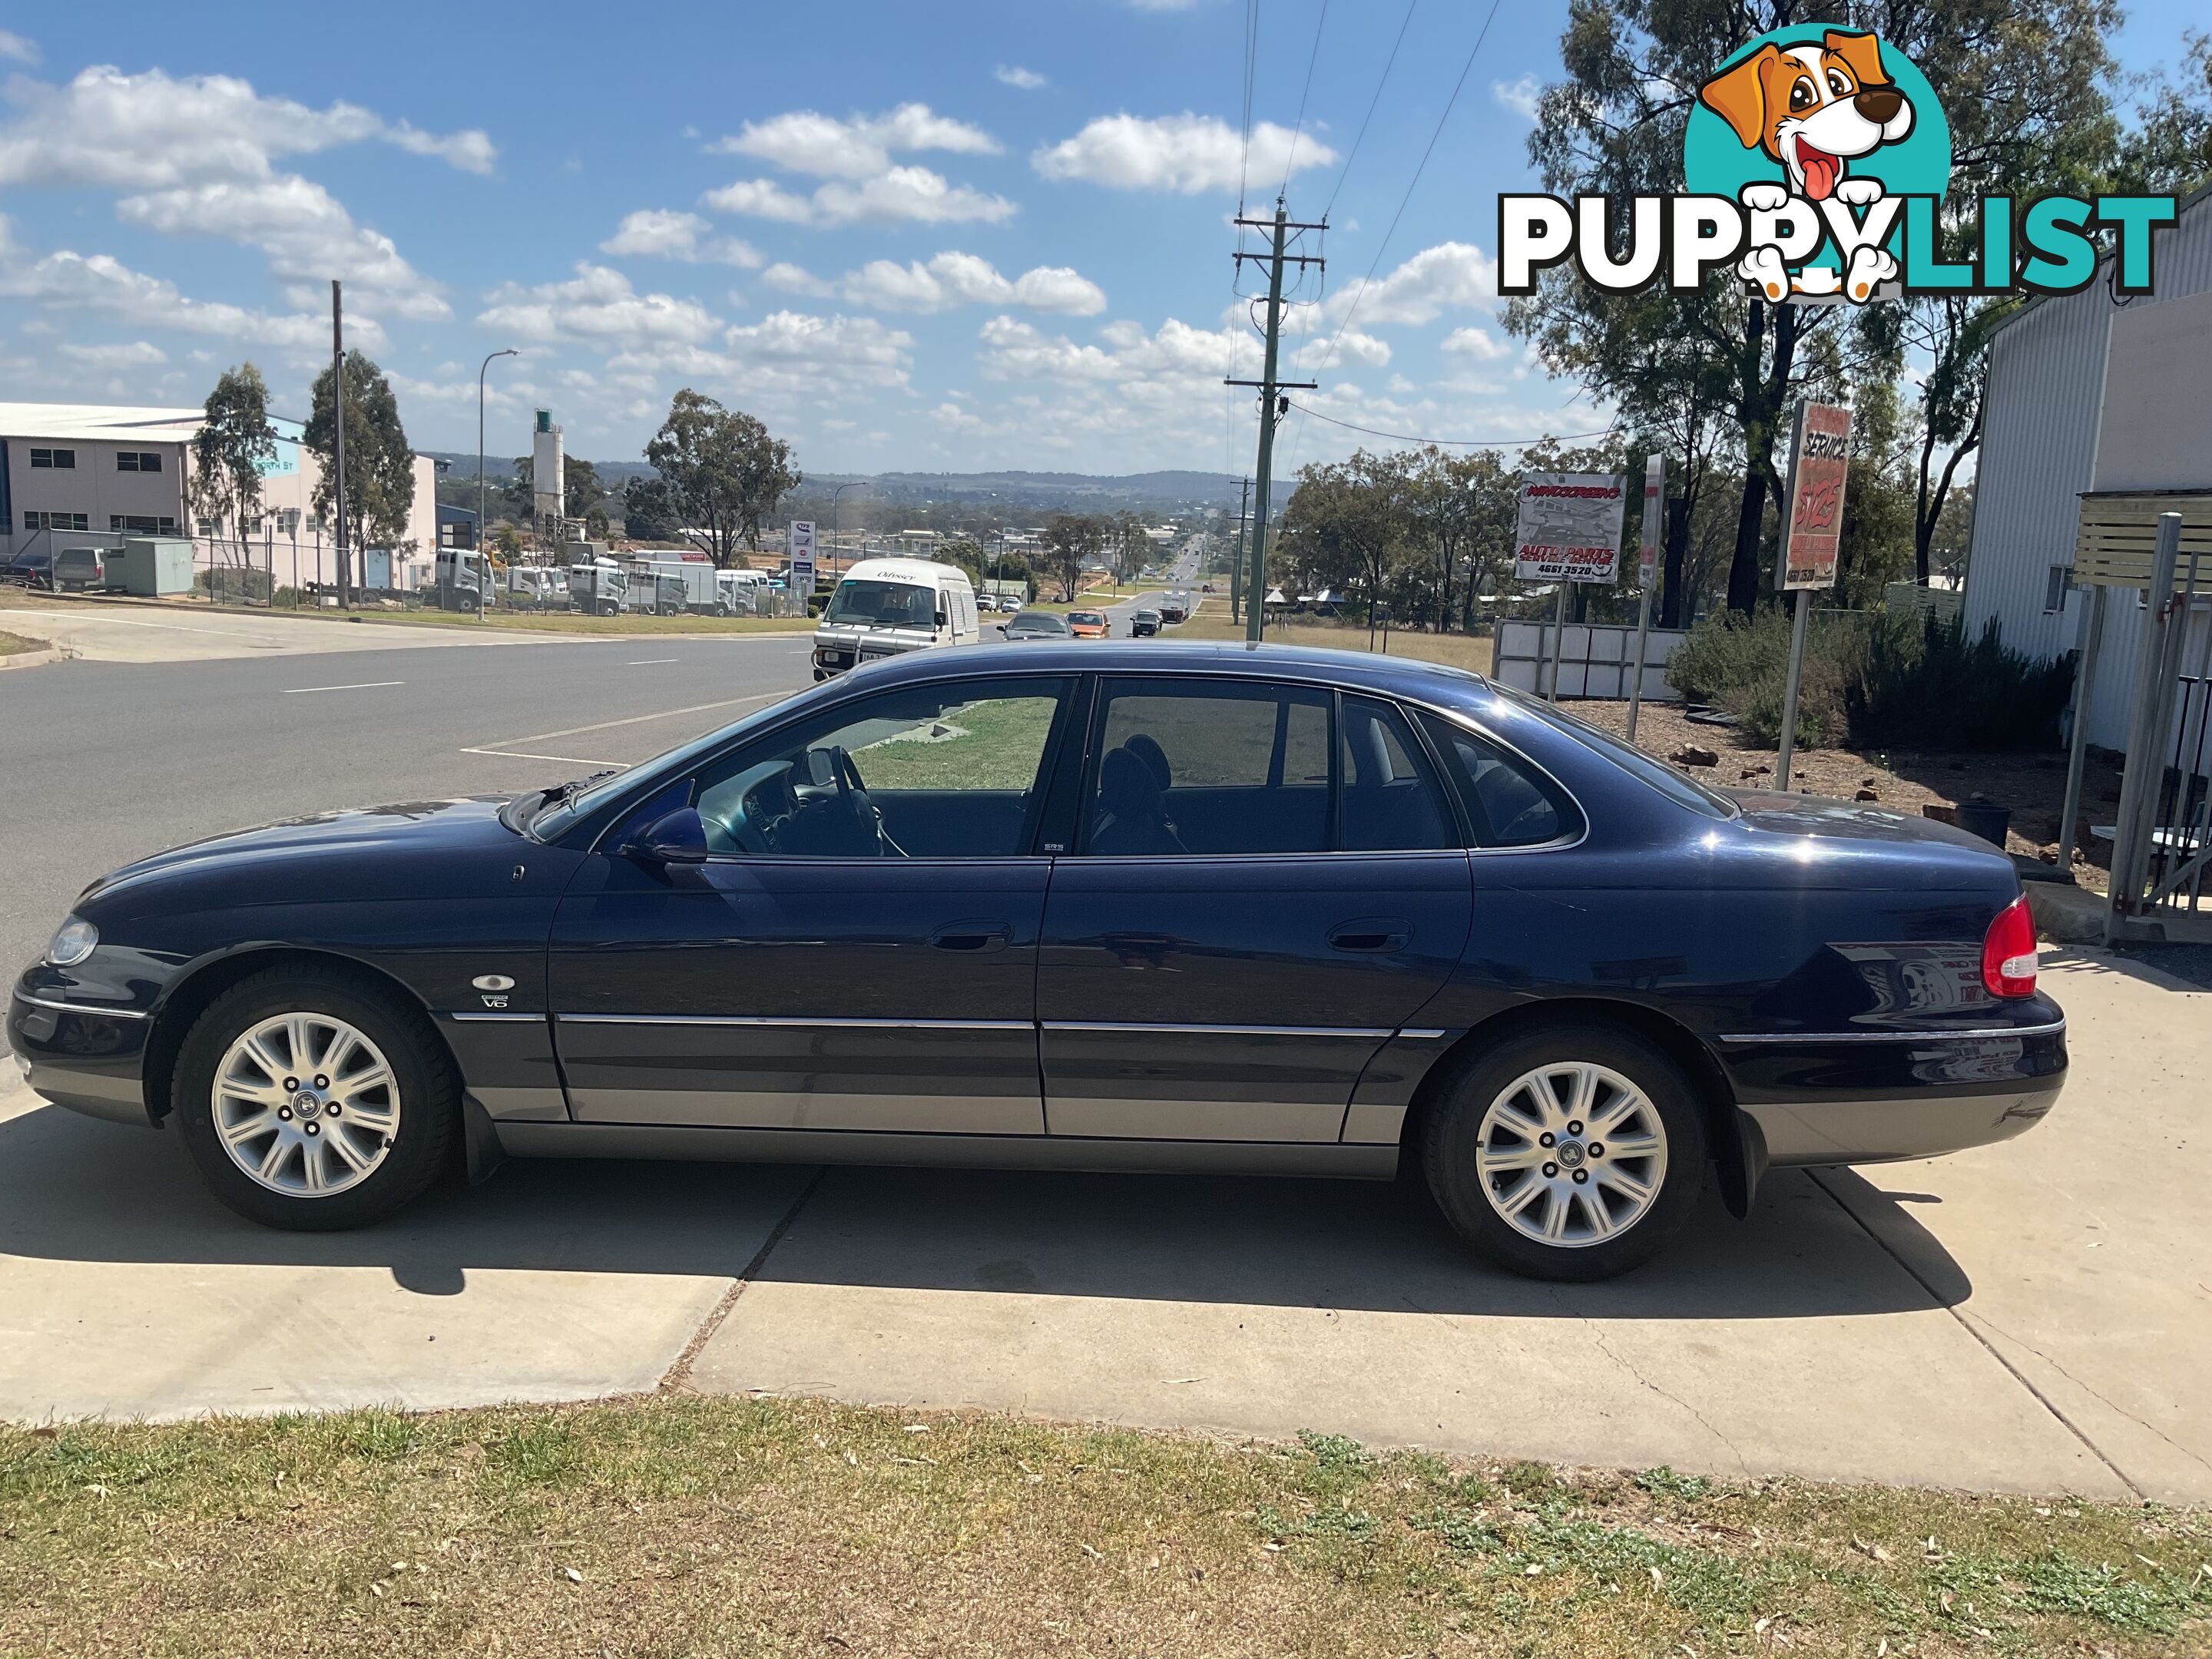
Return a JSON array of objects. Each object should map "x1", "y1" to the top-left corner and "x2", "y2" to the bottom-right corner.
[{"x1": 531, "y1": 408, "x2": 565, "y2": 532}]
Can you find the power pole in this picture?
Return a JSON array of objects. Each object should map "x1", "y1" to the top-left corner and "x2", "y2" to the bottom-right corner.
[
  {"x1": 332, "y1": 279, "x2": 349, "y2": 610},
  {"x1": 1227, "y1": 201, "x2": 1323, "y2": 643},
  {"x1": 1230, "y1": 475, "x2": 1250, "y2": 625}
]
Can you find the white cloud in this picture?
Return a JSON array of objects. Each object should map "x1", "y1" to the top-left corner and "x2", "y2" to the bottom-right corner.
[
  {"x1": 1442, "y1": 325, "x2": 1512, "y2": 360},
  {"x1": 835, "y1": 251, "x2": 1104, "y2": 316},
  {"x1": 0, "y1": 30, "x2": 37, "y2": 65},
  {"x1": 1329, "y1": 242, "x2": 1497, "y2": 326},
  {"x1": 477, "y1": 264, "x2": 722, "y2": 347},
  {"x1": 761, "y1": 261, "x2": 835, "y2": 297},
  {"x1": 600, "y1": 208, "x2": 763, "y2": 267},
  {"x1": 709, "y1": 103, "x2": 999, "y2": 179},
  {"x1": 1032, "y1": 114, "x2": 1334, "y2": 194},
  {"x1": 717, "y1": 310, "x2": 916, "y2": 393},
  {"x1": 0, "y1": 227, "x2": 375, "y2": 352},
  {"x1": 979, "y1": 314, "x2": 1259, "y2": 386},
  {"x1": 59, "y1": 339, "x2": 167, "y2": 368},
  {"x1": 0, "y1": 66, "x2": 495, "y2": 188},
  {"x1": 1297, "y1": 329, "x2": 1389, "y2": 370},
  {"x1": 994, "y1": 65, "x2": 1048, "y2": 91},
  {"x1": 705, "y1": 167, "x2": 1015, "y2": 227},
  {"x1": 1492, "y1": 76, "x2": 1541, "y2": 122}
]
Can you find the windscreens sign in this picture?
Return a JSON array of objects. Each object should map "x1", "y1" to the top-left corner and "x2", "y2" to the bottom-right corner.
[
  {"x1": 787, "y1": 519, "x2": 816, "y2": 591},
  {"x1": 1781, "y1": 402, "x2": 1852, "y2": 591},
  {"x1": 1514, "y1": 474, "x2": 1628, "y2": 583}
]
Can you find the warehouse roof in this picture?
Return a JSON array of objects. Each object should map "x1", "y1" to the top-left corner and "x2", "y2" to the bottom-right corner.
[{"x1": 0, "y1": 402, "x2": 205, "y2": 442}]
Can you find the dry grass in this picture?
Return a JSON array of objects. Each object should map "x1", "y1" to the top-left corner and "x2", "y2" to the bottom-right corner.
[
  {"x1": 0, "y1": 628, "x2": 48, "y2": 657},
  {"x1": 1173, "y1": 611, "x2": 1497, "y2": 677},
  {"x1": 0, "y1": 588, "x2": 813, "y2": 637},
  {"x1": 3, "y1": 1397, "x2": 2204, "y2": 1658}
]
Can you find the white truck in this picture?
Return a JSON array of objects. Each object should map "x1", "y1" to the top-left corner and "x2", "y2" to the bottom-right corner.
[
  {"x1": 625, "y1": 558, "x2": 726, "y2": 614},
  {"x1": 567, "y1": 561, "x2": 629, "y2": 616},
  {"x1": 811, "y1": 557, "x2": 980, "y2": 680}
]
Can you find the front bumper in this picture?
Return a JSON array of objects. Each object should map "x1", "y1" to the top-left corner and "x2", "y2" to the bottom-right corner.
[
  {"x1": 1719, "y1": 1012, "x2": 2067, "y2": 1167},
  {"x1": 7, "y1": 986, "x2": 157, "y2": 1128}
]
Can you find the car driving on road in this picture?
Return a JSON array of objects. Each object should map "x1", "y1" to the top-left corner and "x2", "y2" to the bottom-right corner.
[
  {"x1": 998, "y1": 611, "x2": 1071, "y2": 641},
  {"x1": 1066, "y1": 610, "x2": 1110, "y2": 639},
  {"x1": 1129, "y1": 609, "x2": 1161, "y2": 637},
  {"x1": 9, "y1": 643, "x2": 2064, "y2": 1280}
]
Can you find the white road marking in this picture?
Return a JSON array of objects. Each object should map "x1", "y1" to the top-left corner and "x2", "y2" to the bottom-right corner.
[
  {"x1": 459, "y1": 747, "x2": 627, "y2": 767},
  {"x1": 627, "y1": 657, "x2": 679, "y2": 665},
  {"x1": 475, "y1": 690, "x2": 790, "y2": 751},
  {"x1": 280, "y1": 680, "x2": 406, "y2": 694}
]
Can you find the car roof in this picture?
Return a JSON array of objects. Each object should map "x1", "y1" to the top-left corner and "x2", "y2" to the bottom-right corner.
[
  {"x1": 840, "y1": 557, "x2": 970, "y2": 586},
  {"x1": 846, "y1": 637, "x2": 1494, "y2": 700}
]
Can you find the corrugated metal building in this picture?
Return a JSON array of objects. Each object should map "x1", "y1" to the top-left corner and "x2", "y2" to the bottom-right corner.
[{"x1": 1962, "y1": 184, "x2": 2212, "y2": 752}]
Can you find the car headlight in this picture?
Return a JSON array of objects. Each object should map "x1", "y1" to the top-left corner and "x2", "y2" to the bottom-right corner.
[{"x1": 44, "y1": 916, "x2": 98, "y2": 966}]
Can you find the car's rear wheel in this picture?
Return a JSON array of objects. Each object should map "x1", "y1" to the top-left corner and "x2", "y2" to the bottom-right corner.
[
  {"x1": 172, "y1": 966, "x2": 457, "y2": 1230},
  {"x1": 1422, "y1": 1022, "x2": 1707, "y2": 1281}
]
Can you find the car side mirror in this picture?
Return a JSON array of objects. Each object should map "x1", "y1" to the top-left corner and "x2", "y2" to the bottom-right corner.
[
  {"x1": 624, "y1": 806, "x2": 709, "y2": 865},
  {"x1": 935, "y1": 607, "x2": 949, "y2": 628},
  {"x1": 995, "y1": 622, "x2": 1008, "y2": 634}
]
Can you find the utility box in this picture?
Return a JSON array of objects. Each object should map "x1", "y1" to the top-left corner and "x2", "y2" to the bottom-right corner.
[{"x1": 108, "y1": 537, "x2": 196, "y2": 596}]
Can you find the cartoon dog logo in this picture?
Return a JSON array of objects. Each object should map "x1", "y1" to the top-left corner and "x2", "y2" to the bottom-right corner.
[{"x1": 1698, "y1": 30, "x2": 1914, "y2": 301}]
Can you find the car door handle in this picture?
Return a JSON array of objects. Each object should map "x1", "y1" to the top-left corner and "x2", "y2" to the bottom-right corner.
[
  {"x1": 1329, "y1": 919, "x2": 1412, "y2": 953},
  {"x1": 930, "y1": 922, "x2": 1012, "y2": 953}
]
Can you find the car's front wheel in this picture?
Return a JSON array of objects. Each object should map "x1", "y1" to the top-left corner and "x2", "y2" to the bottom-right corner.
[
  {"x1": 1422, "y1": 1022, "x2": 1707, "y2": 1281},
  {"x1": 172, "y1": 966, "x2": 458, "y2": 1230}
]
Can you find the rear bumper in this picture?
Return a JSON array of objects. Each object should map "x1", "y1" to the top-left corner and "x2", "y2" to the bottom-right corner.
[{"x1": 1719, "y1": 1015, "x2": 2066, "y2": 1167}]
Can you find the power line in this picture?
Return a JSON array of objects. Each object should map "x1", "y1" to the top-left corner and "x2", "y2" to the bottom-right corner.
[
  {"x1": 1321, "y1": 0, "x2": 1418, "y2": 222},
  {"x1": 1280, "y1": 0, "x2": 1331, "y2": 198},
  {"x1": 1306, "y1": 0, "x2": 1502, "y2": 384},
  {"x1": 1285, "y1": 401, "x2": 1617, "y2": 449},
  {"x1": 1237, "y1": 0, "x2": 1260, "y2": 216}
]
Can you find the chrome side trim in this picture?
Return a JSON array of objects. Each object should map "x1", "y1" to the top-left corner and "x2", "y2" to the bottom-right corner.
[
  {"x1": 1044, "y1": 1021, "x2": 1393, "y2": 1038},
  {"x1": 1397, "y1": 1028, "x2": 1451, "y2": 1039},
  {"x1": 448, "y1": 1012, "x2": 548, "y2": 1024},
  {"x1": 558, "y1": 1013, "x2": 1034, "y2": 1031},
  {"x1": 493, "y1": 1120, "x2": 1400, "y2": 1180},
  {"x1": 1714, "y1": 1020, "x2": 2066, "y2": 1045},
  {"x1": 11, "y1": 989, "x2": 150, "y2": 1021}
]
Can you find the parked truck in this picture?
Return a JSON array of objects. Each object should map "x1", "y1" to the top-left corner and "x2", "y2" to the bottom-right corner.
[
  {"x1": 624, "y1": 558, "x2": 721, "y2": 614},
  {"x1": 567, "y1": 561, "x2": 628, "y2": 616}
]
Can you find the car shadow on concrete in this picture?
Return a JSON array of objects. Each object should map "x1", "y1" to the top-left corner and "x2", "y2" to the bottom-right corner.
[{"x1": 0, "y1": 1101, "x2": 1965, "y2": 1318}]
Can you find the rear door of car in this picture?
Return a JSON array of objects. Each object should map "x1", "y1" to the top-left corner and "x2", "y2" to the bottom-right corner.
[{"x1": 1035, "y1": 675, "x2": 1474, "y2": 1142}]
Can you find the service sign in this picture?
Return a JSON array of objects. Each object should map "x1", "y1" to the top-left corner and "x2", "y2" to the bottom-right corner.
[
  {"x1": 1781, "y1": 402, "x2": 1852, "y2": 591},
  {"x1": 1514, "y1": 473, "x2": 1628, "y2": 584},
  {"x1": 1637, "y1": 454, "x2": 1664, "y2": 592},
  {"x1": 787, "y1": 519, "x2": 816, "y2": 590}
]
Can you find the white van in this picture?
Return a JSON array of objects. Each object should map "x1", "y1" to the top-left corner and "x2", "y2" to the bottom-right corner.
[{"x1": 811, "y1": 557, "x2": 980, "y2": 680}]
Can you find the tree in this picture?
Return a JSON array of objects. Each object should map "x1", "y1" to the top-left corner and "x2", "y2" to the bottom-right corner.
[
  {"x1": 190, "y1": 364, "x2": 277, "y2": 565},
  {"x1": 2111, "y1": 31, "x2": 2212, "y2": 194},
  {"x1": 620, "y1": 475, "x2": 683, "y2": 543},
  {"x1": 644, "y1": 390, "x2": 802, "y2": 566},
  {"x1": 1508, "y1": 0, "x2": 2118, "y2": 616},
  {"x1": 1041, "y1": 514, "x2": 1106, "y2": 601},
  {"x1": 504, "y1": 454, "x2": 608, "y2": 530},
  {"x1": 303, "y1": 350, "x2": 416, "y2": 586},
  {"x1": 1280, "y1": 452, "x2": 1414, "y2": 641}
]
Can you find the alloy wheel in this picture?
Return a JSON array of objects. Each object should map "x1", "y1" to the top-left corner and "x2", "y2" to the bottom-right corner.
[
  {"x1": 211, "y1": 1012, "x2": 402, "y2": 1197},
  {"x1": 1474, "y1": 1061, "x2": 1668, "y2": 1248}
]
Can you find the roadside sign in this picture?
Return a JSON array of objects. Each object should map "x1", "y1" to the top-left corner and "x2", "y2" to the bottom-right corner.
[
  {"x1": 1514, "y1": 474, "x2": 1627, "y2": 584},
  {"x1": 1637, "y1": 454, "x2": 1663, "y2": 592},
  {"x1": 787, "y1": 519, "x2": 816, "y2": 591},
  {"x1": 1781, "y1": 402, "x2": 1852, "y2": 591}
]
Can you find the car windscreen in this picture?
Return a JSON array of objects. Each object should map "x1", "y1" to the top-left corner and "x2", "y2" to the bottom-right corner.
[
  {"x1": 1495, "y1": 682, "x2": 1738, "y2": 820},
  {"x1": 1008, "y1": 614, "x2": 1069, "y2": 634},
  {"x1": 824, "y1": 578, "x2": 935, "y2": 628}
]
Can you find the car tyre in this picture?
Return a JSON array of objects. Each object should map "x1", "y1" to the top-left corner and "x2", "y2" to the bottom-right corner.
[
  {"x1": 1421, "y1": 1022, "x2": 1707, "y2": 1282},
  {"x1": 171, "y1": 965, "x2": 459, "y2": 1231}
]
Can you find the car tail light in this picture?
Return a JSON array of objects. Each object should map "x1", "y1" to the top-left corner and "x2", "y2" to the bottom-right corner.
[{"x1": 1982, "y1": 896, "x2": 2038, "y2": 998}]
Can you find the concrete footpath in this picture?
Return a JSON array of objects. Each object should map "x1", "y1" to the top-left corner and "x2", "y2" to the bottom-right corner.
[{"x1": 2, "y1": 953, "x2": 2205, "y2": 1502}]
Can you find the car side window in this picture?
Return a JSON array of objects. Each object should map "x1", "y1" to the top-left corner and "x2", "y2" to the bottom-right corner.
[
  {"x1": 1339, "y1": 695, "x2": 1457, "y2": 851},
  {"x1": 693, "y1": 677, "x2": 1069, "y2": 858},
  {"x1": 1084, "y1": 678, "x2": 1331, "y2": 856},
  {"x1": 1417, "y1": 712, "x2": 1582, "y2": 849}
]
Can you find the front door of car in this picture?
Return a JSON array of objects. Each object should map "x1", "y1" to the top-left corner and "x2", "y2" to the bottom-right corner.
[
  {"x1": 1036, "y1": 679, "x2": 1475, "y2": 1142},
  {"x1": 550, "y1": 675, "x2": 1075, "y2": 1133}
]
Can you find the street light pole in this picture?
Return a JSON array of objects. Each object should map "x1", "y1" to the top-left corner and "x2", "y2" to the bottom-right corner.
[{"x1": 477, "y1": 349, "x2": 518, "y2": 621}]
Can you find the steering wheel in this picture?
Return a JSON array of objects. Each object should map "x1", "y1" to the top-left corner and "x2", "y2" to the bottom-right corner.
[{"x1": 820, "y1": 745, "x2": 905, "y2": 857}]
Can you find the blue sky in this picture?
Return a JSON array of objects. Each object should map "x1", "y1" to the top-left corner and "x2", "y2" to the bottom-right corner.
[{"x1": 0, "y1": 0, "x2": 2200, "y2": 475}]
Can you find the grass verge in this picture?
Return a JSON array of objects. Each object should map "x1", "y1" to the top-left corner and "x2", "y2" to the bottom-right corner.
[
  {"x1": 1173, "y1": 612, "x2": 1496, "y2": 676},
  {"x1": 269, "y1": 607, "x2": 816, "y2": 637},
  {"x1": 4, "y1": 1397, "x2": 2204, "y2": 1657},
  {"x1": 0, "y1": 628, "x2": 48, "y2": 658}
]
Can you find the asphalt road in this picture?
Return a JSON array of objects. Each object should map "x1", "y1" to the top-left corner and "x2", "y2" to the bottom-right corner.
[{"x1": 0, "y1": 631, "x2": 816, "y2": 999}]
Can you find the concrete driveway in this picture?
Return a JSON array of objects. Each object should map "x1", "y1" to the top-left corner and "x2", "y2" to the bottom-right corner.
[{"x1": 2, "y1": 954, "x2": 2204, "y2": 1502}]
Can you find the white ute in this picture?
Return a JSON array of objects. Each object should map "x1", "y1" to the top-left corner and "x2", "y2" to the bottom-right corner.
[{"x1": 811, "y1": 557, "x2": 980, "y2": 680}]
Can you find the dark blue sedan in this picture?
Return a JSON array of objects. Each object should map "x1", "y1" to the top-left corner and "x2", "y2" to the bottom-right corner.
[{"x1": 8, "y1": 642, "x2": 2064, "y2": 1280}]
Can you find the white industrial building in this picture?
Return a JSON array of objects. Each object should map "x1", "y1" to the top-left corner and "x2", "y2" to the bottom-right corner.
[
  {"x1": 0, "y1": 401, "x2": 440, "y2": 591},
  {"x1": 1962, "y1": 184, "x2": 2212, "y2": 753}
]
